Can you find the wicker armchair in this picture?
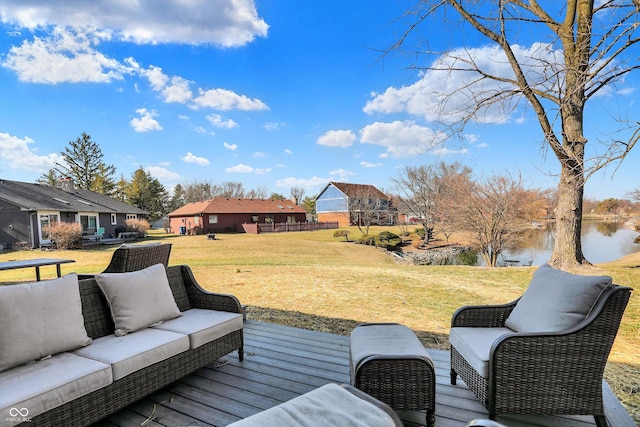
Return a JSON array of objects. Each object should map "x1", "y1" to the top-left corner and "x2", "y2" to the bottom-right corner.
[
  {"x1": 449, "y1": 265, "x2": 632, "y2": 427},
  {"x1": 79, "y1": 243, "x2": 172, "y2": 279}
]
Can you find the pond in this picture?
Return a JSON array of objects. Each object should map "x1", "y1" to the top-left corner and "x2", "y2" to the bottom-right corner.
[{"x1": 480, "y1": 220, "x2": 640, "y2": 266}]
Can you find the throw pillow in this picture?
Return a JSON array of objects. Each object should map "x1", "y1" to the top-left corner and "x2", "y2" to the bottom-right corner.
[
  {"x1": 95, "y1": 263, "x2": 181, "y2": 336},
  {"x1": 505, "y1": 263, "x2": 612, "y2": 333},
  {"x1": 0, "y1": 274, "x2": 92, "y2": 372}
]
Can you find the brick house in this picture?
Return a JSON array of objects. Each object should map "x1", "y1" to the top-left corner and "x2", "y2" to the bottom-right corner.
[
  {"x1": 167, "y1": 198, "x2": 308, "y2": 234},
  {"x1": 315, "y1": 182, "x2": 394, "y2": 227}
]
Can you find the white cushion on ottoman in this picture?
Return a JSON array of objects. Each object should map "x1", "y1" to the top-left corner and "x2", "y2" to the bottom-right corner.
[
  {"x1": 227, "y1": 383, "x2": 398, "y2": 427},
  {"x1": 0, "y1": 352, "x2": 112, "y2": 425},
  {"x1": 152, "y1": 308, "x2": 243, "y2": 349},
  {"x1": 73, "y1": 328, "x2": 189, "y2": 380}
]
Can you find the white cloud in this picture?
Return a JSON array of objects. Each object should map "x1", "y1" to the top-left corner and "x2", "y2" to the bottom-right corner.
[
  {"x1": 0, "y1": 132, "x2": 64, "y2": 171},
  {"x1": 162, "y1": 76, "x2": 193, "y2": 103},
  {"x1": 193, "y1": 88, "x2": 269, "y2": 111},
  {"x1": 181, "y1": 152, "x2": 209, "y2": 166},
  {"x1": 2, "y1": 26, "x2": 126, "y2": 84},
  {"x1": 275, "y1": 176, "x2": 329, "y2": 190},
  {"x1": 0, "y1": 0, "x2": 268, "y2": 47},
  {"x1": 432, "y1": 147, "x2": 469, "y2": 156},
  {"x1": 253, "y1": 151, "x2": 266, "y2": 158},
  {"x1": 130, "y1": 108, "x2": 163, "y2": 132},
  {"x1": 145, "y1": 165, "x2": 181, "y2": 181},
  {"x1": 264, "y1": 121, "x2": 285, "y2": 131},
  {"x1": 207, "y1": 113, "x2": 238, "y2": 129},
  {"x1": 317, "y1": 129, "x2": 356, "y2": 147},
  {"x1": 226, "y1": 163, "x2": 254, "y2": 173},
  {"x1": 329, "y1": 168, "x2": 355, "y2": 181},
  {"x1": 359, "y1": 120, "x2": 446, "y2": 158},
  {"x1": 360, "y1": 161, "x2": 383, "y2": 168},
  {"x1": 223, "y1": 142, "x2": 238, "y2": 150},
  {"x1": 225, "y1": 163, "x2": 271, "y2": 175},
  {"x1": 364, "y1": 43, "x2": 560, "y2": 125},
  {"x1": 284, "y1": 149, "x2": 293, "y2": 154}
]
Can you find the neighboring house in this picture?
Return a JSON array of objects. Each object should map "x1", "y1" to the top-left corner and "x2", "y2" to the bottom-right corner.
[
  {"x1": 0, "y1": 178, "x2": 148, "y2": 249},
  {"x1": 167, "y1": 198, "x2": 308, "y2": 234},
  {"x1": 315, "y1": 182, "x2": 394, "y2": 227}
]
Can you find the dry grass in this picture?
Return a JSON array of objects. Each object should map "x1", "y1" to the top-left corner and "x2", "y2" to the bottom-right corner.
[{"x1": 1, "y1": 226, "x2": 638, "y2": 422}]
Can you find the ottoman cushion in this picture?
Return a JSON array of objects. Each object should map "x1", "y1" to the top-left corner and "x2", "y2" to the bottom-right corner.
[{"x1": 227, "y1": 383, "x2": 399, "y2": 427}]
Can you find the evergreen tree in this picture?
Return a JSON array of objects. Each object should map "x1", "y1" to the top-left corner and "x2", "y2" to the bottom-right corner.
[
  {"x1": 56, "y1": 133, "x2": 116, "y2": 194},
  {"x1": 127, "y1": 167, "x2": 168, "y2": 222}
]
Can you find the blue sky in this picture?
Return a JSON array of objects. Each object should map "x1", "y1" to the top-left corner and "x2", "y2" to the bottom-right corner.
[{"x1": 0, "y1": 0, "x2": 637, "y2": 201}]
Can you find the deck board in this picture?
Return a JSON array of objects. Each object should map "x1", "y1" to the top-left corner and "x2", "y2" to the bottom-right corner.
[{"x1": 96, "y1": 320, "x2": 635, "y2": 427}]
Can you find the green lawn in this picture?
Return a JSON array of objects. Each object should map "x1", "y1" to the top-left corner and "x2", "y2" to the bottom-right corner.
[{"x1": 1, "y1": 226, "x2": 638, "y2": 420}]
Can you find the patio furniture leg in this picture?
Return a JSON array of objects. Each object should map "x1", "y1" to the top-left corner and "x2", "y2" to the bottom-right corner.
[
  {"x1": 594, "y1": 415, "x2": 607, "y2": 427},
  {"x1": 427, "y1": 409, "x2": 435, "y2": 427},
  {"x1": 451, "y1": 368, "x2": 457, "y2": 385}
]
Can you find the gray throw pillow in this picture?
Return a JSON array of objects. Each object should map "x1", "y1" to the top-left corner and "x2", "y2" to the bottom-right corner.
[
  {"x1": 505, "y1": 264, "x2": 611, "y2": 333},
  {"x1": 0, "y1": 274, "x2": 92, "y2": 372},
  {"x1": 96, "y1": 263, "x2": 181, "y2": 336}
]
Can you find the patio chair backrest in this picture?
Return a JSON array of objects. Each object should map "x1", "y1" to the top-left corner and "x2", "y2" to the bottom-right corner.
[{"x1": 101, "y1": 243, "x2": 172, "y2": 274}]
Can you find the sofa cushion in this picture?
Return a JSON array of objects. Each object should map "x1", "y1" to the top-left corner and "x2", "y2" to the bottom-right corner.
[
  {"x1": 96, "y1": 263, "x2": 181, "y2": 336},
  {"x1": 227, "y1": 383, "x2": 398, "y2": 427},
  {"x1": 0, "y1": 352, "x2": 112, "y2": 425},
  {"x1": 505, "y1": 264, "x2": 612, "y2": 333},
  {"x1": 449, "y1": 327, "x2": 513, "y2": 379},
  {"x1": 72, "y1": 328, "x2": 189, "y2": 380},
  {"x1": 0, "y1": 274, "x2": 92, "y2": 372},
  {"x1": 152, "y1": 308, "x2": 243, "y2": 349}
]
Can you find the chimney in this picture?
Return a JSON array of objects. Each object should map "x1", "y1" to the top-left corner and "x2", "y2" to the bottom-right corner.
[{"x1": 57, "y1": 177, "x2": 74, "y2": 192}]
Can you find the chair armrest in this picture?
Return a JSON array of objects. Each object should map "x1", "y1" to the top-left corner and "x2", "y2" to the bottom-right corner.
[
  {"x1": 340, "y1": 384, "x2": 405, "y2": 427},
  {"x1": 451, "y1": 300, "x2": 518, "y2": 328},
  {"x1": 172, "y1": 265, "x2": 243, "y2": 314}
]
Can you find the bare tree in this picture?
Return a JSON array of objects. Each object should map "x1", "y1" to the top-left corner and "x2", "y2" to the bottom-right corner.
[
  {"x1": 389, "y1": 1, "x2": 640, "y2": 268},
  {"x1": 290, "y1": 186, "x2": 306, "y2": 205},
  {"x1": 450, "y1": 174, "x2": 540, "y2": 267},
  {"x1": 391, "y1": 165, "x2": 439, "y2": 243},
  {"x1": 348, "y1": 186, "x2": 392, "y2": 235}
]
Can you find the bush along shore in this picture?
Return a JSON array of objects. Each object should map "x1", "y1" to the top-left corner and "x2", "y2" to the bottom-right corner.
[{"x1": 394, "y1": 245, "x2": 475, "y2": 265}]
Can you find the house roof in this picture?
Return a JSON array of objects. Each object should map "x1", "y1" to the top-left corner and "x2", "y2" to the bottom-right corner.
[
  {"x1": 168, "y1": 198, "x2": 307, "y2": 216},
  {"x1": 322, "y1": 182, "x2": 389, "y2": 200},
  {"x1": 0, "y1": 179, "x2": 148, "y2": 214}
]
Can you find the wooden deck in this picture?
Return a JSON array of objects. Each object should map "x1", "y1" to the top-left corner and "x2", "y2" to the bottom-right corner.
[{"x1": 95, "y1": 320, "x2": 635, "y2": 427}]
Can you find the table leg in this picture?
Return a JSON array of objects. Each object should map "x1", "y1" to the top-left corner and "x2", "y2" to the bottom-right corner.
[{"x1": 35, "y1": 266, "x2": 41, "y2": 281}]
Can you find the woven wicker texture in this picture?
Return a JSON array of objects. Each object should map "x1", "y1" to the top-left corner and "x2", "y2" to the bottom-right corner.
[
  {"x1": 450, "y1": 285, "x2": 632, "y2": 427},
  {"x1": 26, "y1": 264, "x2": 243, "y2": 427}
]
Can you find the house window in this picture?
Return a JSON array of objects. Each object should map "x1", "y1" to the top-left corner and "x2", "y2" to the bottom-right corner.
[
  {"x1": 111, "y1": 213, "x2": 117, "y2": 225},
  {"x1": 251, "y1": 215, "x2": 259, "y2": 223},
  {"x1": 126, "y1": 214, "x2": 137, "y2": 220},
  {"x1": 79, "y1": 214, "x2": 98, "y2": 233},
  {"x1": 39, "y1": 212, "x2": 59, "y2": 243},
  {"x1": 265, "y1": 215, "x2": 274, "y2": 224},
  {"x1": 209, "y1": 215, "x2": 218, "y2": 224},
  {"x1": 287, "y1": 215, "x2": 297, "y2": 223}
]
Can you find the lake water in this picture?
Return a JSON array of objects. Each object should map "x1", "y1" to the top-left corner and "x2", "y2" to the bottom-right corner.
[{"x1": 486, "y1": 220, "x2": 640, "y2": 266}]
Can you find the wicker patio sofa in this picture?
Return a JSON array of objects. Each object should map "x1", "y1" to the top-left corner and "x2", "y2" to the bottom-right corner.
[
  {"x1": 449, "y1": 263, "x2": 632, "y2": 426},
  {"x1": 1, "y1": 264, "x2": 243, "y2": 427}
]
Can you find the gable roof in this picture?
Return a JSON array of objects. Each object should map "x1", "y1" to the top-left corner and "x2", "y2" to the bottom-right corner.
[
  {"x1": 321, "y1": 182, "x2": 389, "y2": 200},
  {"x1": 168, "y1": 198, "x2": 307, "y2": 216},
  {"x1": 0, "y1": 179, "x2": 148, "y2": 214}
]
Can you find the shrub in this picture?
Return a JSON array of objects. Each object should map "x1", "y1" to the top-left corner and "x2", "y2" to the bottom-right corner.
[
  {"x1": 43, "y1": 221, "x2": 82, "y2": 249},
  {"x1": 333, "y1": 230, "x2": 351, "y2": 241},
  {"x1": 356, "y1": 234, "x2": 376, "y2": 245},
  {"x1": 375, "y1": 231, "x2": 402, "y2": 250},
  {"x1": 126, "y1": 218, "x2": 151, "y2": 235}
]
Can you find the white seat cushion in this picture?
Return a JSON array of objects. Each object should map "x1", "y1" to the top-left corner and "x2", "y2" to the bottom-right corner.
[
  {"x1": 73, "y1": 328, "x2": 189, "y2": 380},
  {"x1": 0, "y1": 352, "x2": 112, "y2": 425},
  {"x1": 227, "y1": 383, "x2": 397, "y2": 427},
  {"x1": 152, "y1": 308, "x2": 243, "y2": 349},
  {"x1": 449, "y1": 327, "x2": 513, "y2": 379},
  {"x1": 350, "y1": 323, "x2": 431, "y2": 367}
]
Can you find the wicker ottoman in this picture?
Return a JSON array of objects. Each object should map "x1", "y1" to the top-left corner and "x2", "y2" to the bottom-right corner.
[{"x1": 350, "y1": 323, "x2": 436, "y2": 427}]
